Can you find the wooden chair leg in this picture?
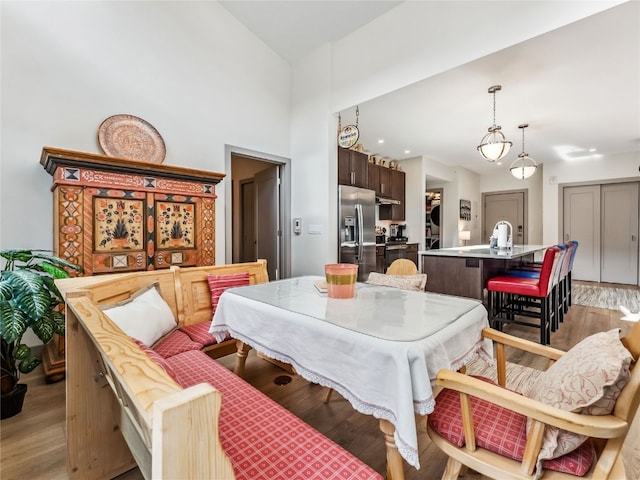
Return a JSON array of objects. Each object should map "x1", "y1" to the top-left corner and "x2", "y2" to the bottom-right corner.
[
  {"x1": 441, "y1": 456, "x2": 464, "y2": 480},
  {"x1": 323, "y1": 387, "x2": 334, "y2": 403}
]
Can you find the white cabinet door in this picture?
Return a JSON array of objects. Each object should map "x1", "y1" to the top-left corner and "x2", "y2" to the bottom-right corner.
[
  {"x1": 563, "y1": 185, "x2": 601, "y2": 282},
  {"x1": 601, "y1": 183, "x2": 639, "y2": 285}
]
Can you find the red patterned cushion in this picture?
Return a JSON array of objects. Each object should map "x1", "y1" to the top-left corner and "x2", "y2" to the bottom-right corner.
[
  {"x1": 152, "y1": 329, "x2": 203, "y2": 358},
  {"x1": 180, "y1": 321, "x2": 231, "y2": 347},
  {"x1": 167, "y1": 350, "x2": 381, "y2": 480},
  {"x1": 132, "y1": 339, "x2": 179, "y2": 383},
  {"x1": 207, "y1": 272, "x2": 251, "y2": 316},
  {"x1": 428, "y1": 377, "x2": 595, "y2": 476}
]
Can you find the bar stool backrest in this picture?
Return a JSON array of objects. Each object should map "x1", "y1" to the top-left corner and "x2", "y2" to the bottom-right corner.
[
  {"x1": 567, "y1": 240, "x2": 579, "y2": 272},
  {"x1": 540, "y1": 246, "x2": 562, "y2": 296},
  {"x1": 560, "y1": 242, "x2": 575, "y2": 279},
  {"x1": 550, "y1": 244, "x2": 567, "y2": 288}
]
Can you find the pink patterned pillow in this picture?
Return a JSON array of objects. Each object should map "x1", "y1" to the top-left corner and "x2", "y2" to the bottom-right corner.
[
  {"x1": 207, "y1": 272, "x2": 250, "y2": 316},
  {"x1": 525, "y1": 329, "x2": 633, "y2": 477}
]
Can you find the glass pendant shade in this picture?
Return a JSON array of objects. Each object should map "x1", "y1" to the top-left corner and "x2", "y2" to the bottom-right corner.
[
  {"x1": 477, "y1": 85, "x2": 511, "y2": 162},
  {"x1": 477, "y1": 126, "x2": 512, "y2": 162},
  {"x1": 510, "y1": 153, "x2": 537, "y2": 179},
  {"x1": 510, "y1": 123, "x2": 537, "y2": 179}
]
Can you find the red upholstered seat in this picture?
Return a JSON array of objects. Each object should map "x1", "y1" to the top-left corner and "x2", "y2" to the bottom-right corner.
[
  {"x1": 428, "y1": 378, "x2": 595, "y2": 477},
  {"x1": 165, "y1": 350, "x2": 382, "y2": 480},
  {"x1": 152, "y1": 329, "x2": 203, "y2": 358},
  {"x1": 179, "y1": 320, "x2": 230, "y2": 347}
]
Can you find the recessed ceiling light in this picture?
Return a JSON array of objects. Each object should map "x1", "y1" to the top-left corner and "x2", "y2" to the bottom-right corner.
[
  {"x1": 378, "y1": 139, "x2": 384, "y2": 144},
  {"x1": 589, "y1": 148, "x2": 597, "y2": 152},
  {"x1": 404, "y1": 150, "x2": 411, "y2": 154}
]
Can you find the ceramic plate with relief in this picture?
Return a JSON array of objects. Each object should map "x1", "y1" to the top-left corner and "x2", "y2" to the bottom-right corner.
[{"x1": 98, "y1": 114, "x2": 166, "y2": 164}]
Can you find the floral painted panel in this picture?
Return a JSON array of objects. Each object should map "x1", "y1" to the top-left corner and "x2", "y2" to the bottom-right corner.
[
  {"x1": 156, "y1": 201, "x2": 195, "y2": 249},
  {"x1": 94, "y1": 198, "x2": 144, "y2": 251}
]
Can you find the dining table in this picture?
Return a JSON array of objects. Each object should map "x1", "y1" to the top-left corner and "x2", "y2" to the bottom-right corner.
[{"x1": 210, "y1": 276, "x2": 492, "y2": 480}]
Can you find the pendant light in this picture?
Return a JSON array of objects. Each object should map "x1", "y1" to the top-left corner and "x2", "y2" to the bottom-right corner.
[
  {"x1": 477, "y1": 85, "x2": 512, "y2": 162},
  {"x1": 510, "y1": 123, "x2": 538, "y2": 179}
]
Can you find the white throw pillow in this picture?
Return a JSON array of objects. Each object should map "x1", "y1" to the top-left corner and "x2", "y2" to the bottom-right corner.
[
  {"x1": 366, "y1": 272, "x2": 427, "y2": 291},
  {"x1": 102, "y1": 283, "x2": 177, "y2": 346}
]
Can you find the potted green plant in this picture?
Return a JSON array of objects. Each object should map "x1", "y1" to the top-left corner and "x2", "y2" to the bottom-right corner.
[{"x1": 0, "y1": 249, "x2": 82, "y2": 419}]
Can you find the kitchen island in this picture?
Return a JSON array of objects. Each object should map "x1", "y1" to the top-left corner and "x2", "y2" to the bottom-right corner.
[{"x1": 419, "y1": 244, "x2": 549, "y2": 301}]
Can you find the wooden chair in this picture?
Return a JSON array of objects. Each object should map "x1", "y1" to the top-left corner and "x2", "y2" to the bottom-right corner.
[
  {"x1": 426, "y1": 324, "x2": 640, "y2": 480},
  {"x1": 386, "y1": 258, "x2": 419, "y2": 275}
]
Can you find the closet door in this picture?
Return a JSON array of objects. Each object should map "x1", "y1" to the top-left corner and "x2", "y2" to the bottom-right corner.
[
  {"x1": 601, "y1": 183, "x2": 639, "y2": 284},
  {"x1": 563, "y1": 185, "x2": 600, "y2": 282}
]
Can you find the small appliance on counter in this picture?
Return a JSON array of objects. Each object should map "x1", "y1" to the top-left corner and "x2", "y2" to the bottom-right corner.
[
  {"x1": 389, "y1": 223, "x2": 407, "y2": 241},
  {"x1": 489, "y1": 220, "x2": 513, "y2": 249}
]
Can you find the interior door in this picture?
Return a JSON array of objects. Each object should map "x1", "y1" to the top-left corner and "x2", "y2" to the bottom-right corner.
[
  {"x1": 240, "y1": 180, "x2": 256, "y2": 263},
  {"x1": 600, "y1": 183, "x2": 639, "y2": 284},
  {"x1": 255, "y1": 165, "x2": 280, "y2": 280},
  {"x1": 483, "y1": 192, "x2": 525, "y2": 245},
  {"x1": 563, "y1": 185, "x2": 601, "y2": 282}
]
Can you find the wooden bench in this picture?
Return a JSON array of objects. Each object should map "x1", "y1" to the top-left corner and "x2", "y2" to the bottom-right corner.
[{"x1": 60, "y1": 260, "x2": 381, "y2": 480}]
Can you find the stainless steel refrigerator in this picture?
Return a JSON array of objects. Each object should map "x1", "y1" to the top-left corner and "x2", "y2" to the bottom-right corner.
[{"x1": 338, "y1": 185, "x2": 376, "y2": 282}]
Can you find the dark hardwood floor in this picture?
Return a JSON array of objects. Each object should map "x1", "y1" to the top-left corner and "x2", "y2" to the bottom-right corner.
[{"x1": 1, "y1": 288, "x2": 637, "y2": 480}]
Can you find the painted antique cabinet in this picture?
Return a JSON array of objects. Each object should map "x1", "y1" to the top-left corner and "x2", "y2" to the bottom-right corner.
[{"x1": 39, "y1": 147, "x2": 224, "y2": 379}]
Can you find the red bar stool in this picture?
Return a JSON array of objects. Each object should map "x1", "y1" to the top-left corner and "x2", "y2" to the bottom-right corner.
[
  {"x1": 565, "y1": 240, "x2": 579, "y2": 310},
  {"x1": 487, "y1": 246, "x2": 561, "y2": 344}
]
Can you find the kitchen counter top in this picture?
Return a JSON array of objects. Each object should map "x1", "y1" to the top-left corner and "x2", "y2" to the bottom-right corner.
[
  {"x1": 419, "y1": 244, "x2": 548, "y2": 260},
  {"x1": 419, "y1": 245, "x2": 549, "y2": 301}
]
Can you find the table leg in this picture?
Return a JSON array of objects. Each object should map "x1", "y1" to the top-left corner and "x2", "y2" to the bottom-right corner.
[
  {"x1": 379, "y1": 419, "x2": 405, "y2": 480},
  {"x1": 234, "y1": 340, "x2": 252, "y2": 378}
]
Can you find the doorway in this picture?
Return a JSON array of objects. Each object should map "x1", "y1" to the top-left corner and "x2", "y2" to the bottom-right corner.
[
  {"x1": 228, "y1": 149, "x2": 291, "y2": 281},
  {"x1": 482, "y1": 190, "x2": 527, "y2": 245},
  {"x1": 563, "y1": 182, "x2": 639, "y2": 284}
]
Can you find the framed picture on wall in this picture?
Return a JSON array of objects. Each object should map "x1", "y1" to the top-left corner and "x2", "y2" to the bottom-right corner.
[{"x1": 460, "y1": 199, "x2": 471, "y2": 221}]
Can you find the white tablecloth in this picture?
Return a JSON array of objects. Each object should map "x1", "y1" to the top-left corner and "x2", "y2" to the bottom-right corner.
[{"x1": 210, "y1": 276, "x2": 492, "y2": 469}]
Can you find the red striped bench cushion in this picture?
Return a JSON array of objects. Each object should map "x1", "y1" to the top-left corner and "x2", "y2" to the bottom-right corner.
[
  {"x1": 166, "y1": 350, "x2": 382, "y2": 480},
  {"x1": 152, "y1": 329, "x2": 203, "y2": 358},
  {"x1": 428, "y1": 378, "x2": 595, "y2": 476},
  {"x1": 180, "y1": 320, "x2": 231, "y2": 347}
]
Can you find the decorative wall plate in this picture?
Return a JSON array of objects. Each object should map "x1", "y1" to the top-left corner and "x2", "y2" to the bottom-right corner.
[{"x1": 98, "y1": 114, "x2": 166, "y2": 164}]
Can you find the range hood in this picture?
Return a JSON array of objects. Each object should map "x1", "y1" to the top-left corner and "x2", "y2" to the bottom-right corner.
[{"x1": 376, "y1": 196, "x2": 400, "y2": 205}]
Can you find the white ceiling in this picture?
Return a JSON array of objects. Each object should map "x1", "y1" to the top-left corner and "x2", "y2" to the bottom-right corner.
[{"x1": 220, "y1": 1, "x2": 639, "y2": 176}]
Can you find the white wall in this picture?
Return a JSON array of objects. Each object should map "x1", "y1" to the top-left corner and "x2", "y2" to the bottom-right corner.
[
  {"x1": 0, "y1": 1, "x2": 291, "y2": 262},
  {"x1": 289, "y1": 45, "x2": 335, "y2": 276},
  {"x1": 328, "y1": 1, "x2": 624, "y2": 112}
]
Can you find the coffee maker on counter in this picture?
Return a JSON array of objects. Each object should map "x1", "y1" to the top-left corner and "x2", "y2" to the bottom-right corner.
[{"x1": 389, "y1": 224, "x2": 408, "y2": 241}]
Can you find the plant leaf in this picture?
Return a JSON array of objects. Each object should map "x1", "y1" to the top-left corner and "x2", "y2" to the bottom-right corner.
[
  {"x1": 18, "y1": 355, "x2": 40, "y2": 374},
  {"x1": 51, "y1": 310, "x2": 65, "y2": 336},
  {"x1": 37, "y1": 261, "x2": 71, "y2": 279},
  {"x1": 28, "y1": 252, "x2": 82, "y2": 273},
  {"x1": 0, "y1": 280, "x2": 12, "y2": 301},
  {"x1": 14, "y1": 343, "x2": 30, "y2": 361},
  {"x1": 0, "y1": 249, "x2": 34, "y2": 263},
  {"x1": 42, "y1": 276, "x2": 63, "y2": 303},
  {"x1": 31, "y1": 313, "x2": 54, "y2": 344},
  {"x1": 0, "y1": 299, "x2": 28, "y2": 343},
  {"x1": 3, "y1": 270, "x2": 51, "y2": 320}
]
